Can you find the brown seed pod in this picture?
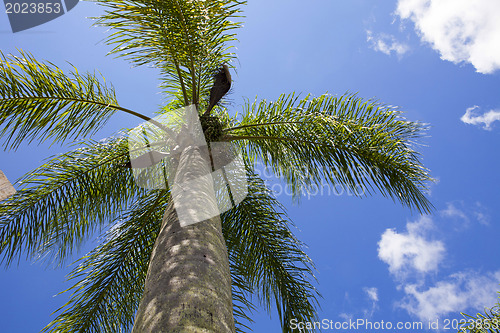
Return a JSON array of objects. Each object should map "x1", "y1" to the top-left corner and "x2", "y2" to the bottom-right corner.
[{"x1": 205, "y1": 64, "x2": 231, "y2": 115}]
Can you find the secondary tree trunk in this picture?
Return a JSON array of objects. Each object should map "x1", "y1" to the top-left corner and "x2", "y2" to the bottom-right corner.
[
  {"x1": 132, "y1": 145, "x2": 235, "y2": 333},
  {"x1": 0, "y1": 170, "x2": 16, "y2": 201}
]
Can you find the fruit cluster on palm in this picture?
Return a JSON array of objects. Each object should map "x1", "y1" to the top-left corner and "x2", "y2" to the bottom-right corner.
[{"x1": 0, "y1": 1, "x2": 433, "y2": 332}]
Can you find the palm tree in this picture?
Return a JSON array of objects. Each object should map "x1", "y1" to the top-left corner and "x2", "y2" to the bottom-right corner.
[{"x1": 0, "y1": 0, "x2": 433, "y2": 332}]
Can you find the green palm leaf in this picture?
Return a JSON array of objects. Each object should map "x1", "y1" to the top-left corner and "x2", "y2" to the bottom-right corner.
[
  {"x1": 222, "y1": 167, "x2": 320, "y2": 333},
  {"x1": 0, "y1": 137, "x2": 140, "y2": 266},
  {"x1": 0, "y1": 51, "x2": 147, "y2": 150},
  {"x1": 94, "y1": 0, "x2": 244, "y2": 107},
  {"x1": 224, "y1": 93, "x2": 433, "y2": 213},
  {"x1": 461, "y1": 302, "x2": 500, "y2": 333},
  {"x1": 42, "y1": 190, "x2": 168, "y2": 333},
  {"x1": 230, "y1": 272, "x2": 257, "y2": 333}
]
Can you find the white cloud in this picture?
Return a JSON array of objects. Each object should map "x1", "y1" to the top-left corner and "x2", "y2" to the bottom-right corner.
[
  {"x1": 440, "y1": 201, "x2": 490, "y2": 227},
  {"x1": 461, "y1": 106, "x2": 500, "y2": 130},
  {"x1": 396, "y1": 0, "x2": 500, "y2": 74},
  {"x1": 400, "y1": 271, "x2": 500, "y2": 321},
  {"x1": 339, "y1": 313, "x2": 353, "y2": 321},
  {"x1": 379, "y1": 209, "x2": 498, "y2": 322},
  {"x1": 474, "y1": 211, "x2": 489, "y2": 226},
  {"x1": 367, "y1": 30, "x2": 410, "y2": 56},
  {"x1": 363, "y1": 287, "x2": 379, "y2": 318},
  {"x1": 474, "y1": 202, "x2": 490, "y2": 226},
  {"x1": 378, "y1": 216, "x2": 445, "y2": 276},
  {"x1": 364, "y1": 287, "x2": 379, "y2": 302},
  {"x1": 440, "y1": 202, "x2": 468, "y2": 221}
]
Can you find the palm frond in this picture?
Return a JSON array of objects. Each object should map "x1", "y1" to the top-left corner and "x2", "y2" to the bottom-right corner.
[
  {"x1": 224, "y1": 93, "x2": 434, "y2": 214},
  {"x1": 42, "y1": 190, "x2": 168, "y2": 333},
  {"x1": 221, "y1": 166, "x2": 320, "y2": 333},
  {"x1": 231, "y1": 271, "x2": 257, "y2": 333},
  {"x1": 94, "y1": 0, "x2": 245, "y2": 107},
  {"x1": 0, "y1": 50, "x2": 145, "y2": 150},
  {"x1": 460, "y1": 297, "x2": 500, "y2": 333},
  {"x1": 0, "y1": 137, "x2": 141, "y2": 267}
]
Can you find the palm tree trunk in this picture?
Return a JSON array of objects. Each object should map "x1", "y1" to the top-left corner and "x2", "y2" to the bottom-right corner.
[{"x1": 132, "y1": 145, "x2": 235, "y2": 333}]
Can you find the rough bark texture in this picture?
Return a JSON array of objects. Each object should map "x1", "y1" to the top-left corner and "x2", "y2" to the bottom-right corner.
[
  {"x1": 132, "y1": 145, "x2": 235, "y2": 333},
  {"x1": 0, "y1": 170, "x2": 16, "y2": 201}
]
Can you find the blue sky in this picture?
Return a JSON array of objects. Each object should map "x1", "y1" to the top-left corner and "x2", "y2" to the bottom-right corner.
[{"x1": 1, "y1": 0, "x2": 500, "y2": 332}]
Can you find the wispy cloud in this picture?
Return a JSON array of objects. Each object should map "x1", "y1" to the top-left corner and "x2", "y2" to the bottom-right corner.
[
  {"x1": 440, "y1": 202, "x2": 468, "y2": 222},
  {"x1": 439, "y1": 201, "x2": 490, "y2": 228},
  {"x1": 474, "y1": 211, "x2": 489, "y2": 226},
  {"x1": 363, "y1": 287, "x2": 379, "y2": 318},
  {"x1": 364, "y1": 287, "x2": 379, "y2": 302},
  {"x1": 366, "y1": 30, "x2": 410, "y2": 57},
  {"x1": 378, "y1": 216, "x2": 445, "y2": 277},
  {"x1": 400, "y1": 271, "x2": 500, "y2": 321},
  {"x1": 338, "y1": 313, "x2": 353, "y2": 321},
  {"x1": 461, "y1": 106, "x2": 500, "y2": 130},
  {"x1": 396, "y1": 0, "x2": 500, "y2": 74},
  {"x1": 472, "y1": 201, "x2": 490, "y2": 226}
]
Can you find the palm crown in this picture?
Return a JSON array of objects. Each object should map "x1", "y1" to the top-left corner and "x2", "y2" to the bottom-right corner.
[{"x1": 0, "y1": 1, "x2": 433, "y2": 332}]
